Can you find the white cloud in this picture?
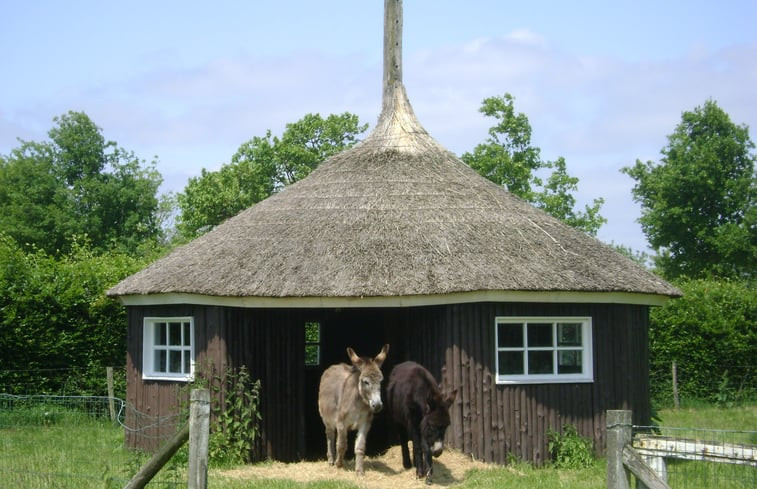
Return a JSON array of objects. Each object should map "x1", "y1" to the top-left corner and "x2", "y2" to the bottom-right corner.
[{"x1": 2, "y1": 24, "x2": 754, "y2": 252}]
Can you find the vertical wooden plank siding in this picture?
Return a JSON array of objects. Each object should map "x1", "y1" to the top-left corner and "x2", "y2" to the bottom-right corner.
[
  {"x1": 124, "y1": 301, "x2": 652, "y2": 466},
  {"x1": 406, "y1": 302, "x2": 653, "y2": 465}
]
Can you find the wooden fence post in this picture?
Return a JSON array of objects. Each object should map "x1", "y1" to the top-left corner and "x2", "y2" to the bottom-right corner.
[
  {"x1": 106, "y1": 366, "x2": 116, "y2": 422},
  {"x1": 188, "y1": 388, "x2": 210, "y2": 489},
  {"x1": 124, "y1": 423, "x2": 190, "y2": 489},
  {"x1": 607, "y1": 410, "x2": 632, "y2": 489},
  {"x1": 672, "y1": 361, "x2": 679, "y2": 410}
]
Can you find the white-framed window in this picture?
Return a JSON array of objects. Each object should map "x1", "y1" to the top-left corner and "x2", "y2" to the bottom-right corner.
[
  {"x1": 304, "y1": 321, "x2": 321, "y2": 367},
  {"x1": 142, "y1": 317, "x2": 194, "y2": 381},
  {"x1": 495, "y1": 317, "x2": 593, "y2": 384}
]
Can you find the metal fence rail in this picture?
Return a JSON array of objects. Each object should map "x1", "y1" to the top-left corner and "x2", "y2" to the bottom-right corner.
[
  {"x1": 0, "y1": 393, "x2": 126, "y2": 426},
  {"x1": 632, "y1": 425, "x2": 756, "y2": 489},
  {"x1": 606, "y1": 410, "x2": 756, "y2": 489}
]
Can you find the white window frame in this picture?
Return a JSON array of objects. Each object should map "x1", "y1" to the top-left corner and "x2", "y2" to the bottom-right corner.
[
  {"x1": 495, "y1": 316, "x2": 593, "y2": 384},
  {"x1": 142, "y1": 317, "x2": 195, "y2": 381}
]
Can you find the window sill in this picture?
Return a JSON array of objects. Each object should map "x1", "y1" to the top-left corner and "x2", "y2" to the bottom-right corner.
[
  {"x1": 142, "y1": 373, "x2": 194, "y2": 382},
  {"x1": 496, "y1": 377, "x2": 594, "y2": 385}
]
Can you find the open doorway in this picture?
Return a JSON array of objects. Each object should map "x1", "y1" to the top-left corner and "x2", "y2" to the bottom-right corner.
[{"x1": 302, "y1": 309, "x2": 402, "y2": 460}]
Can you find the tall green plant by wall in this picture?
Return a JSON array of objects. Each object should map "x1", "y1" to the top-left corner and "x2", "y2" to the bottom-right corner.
[
  {"x1": 184, "y1": 363, "x2": 263, "y2": 466},
  {"x1": 210, "y1": 365, "x2": 262, "y2": 465}
]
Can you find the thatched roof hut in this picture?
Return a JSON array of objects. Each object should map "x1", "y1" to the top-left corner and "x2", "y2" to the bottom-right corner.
[
  {"x1": 106, "y1": 5, "x2": 677, "y2": 306},
  {"x1": 108, "y1": 0, "x2": 679, "y2": 466}
]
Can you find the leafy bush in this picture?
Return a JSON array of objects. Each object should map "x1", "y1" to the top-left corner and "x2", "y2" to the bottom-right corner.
[
  {"x1": 0, "y1": 234, "x2": 149, "y2": 395},
  {"x1": 547, "y1": 423, "x2": 595, "y2": 469},
  {"x1": 649, "y1": 278, "x2": 756, "y2": 406}
]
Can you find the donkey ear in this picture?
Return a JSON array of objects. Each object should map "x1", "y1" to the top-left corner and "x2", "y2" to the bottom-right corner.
[
  {"x1": 426, "y1": 391, "x2": 442, "y2": 412},
  {"x1": 374, "y1": 344, "x2": 389, "y2": 366},
  {"x1": 347, "y1": 347, "x2": 362, "y2": 366},
  {"x1": 445, "y1": 389, "x2": 458, "y2": 407}
]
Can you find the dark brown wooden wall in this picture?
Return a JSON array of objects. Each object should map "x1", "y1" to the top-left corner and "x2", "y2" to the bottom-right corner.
[
  {"x1": 403, "y1": 302, "x2": 651, "y2": 465},
  {"x1": 124, "y1": 301, "x2": 650, "y2": 465}
]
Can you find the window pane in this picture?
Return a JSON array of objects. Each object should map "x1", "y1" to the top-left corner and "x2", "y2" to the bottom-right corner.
[
  {"x1": 527, "y1": 323, "x2": 552, "y2": 347},
  {"x1": 557, "y1": 323, "x2": 582, "y2": 346},
  {"x1": 558, "y1": 351, "x2": 583, "y2": 374},
  {"x1": 168, "y1": 322, "x2": 181, "y2": 345},
  {"x1": 182, "y1": 322, "x2": 191, "y2": 346},
  {"x1": 169, "y1": 350, "x2": 182, "y2": 373},
  {"x1": 154, "y1": 323, "x2": 166, "y2": 345},
  {"x1": 183, "y1": 350, "x2": 191, "y2": 374},
  {"x1": 305, "y1": 345, "x2": 320, "y2": 366},
  {"x1": 528, "y1": 351, "x2": 553, "y2": 374},
  {"x1": 498, "y1": 351, "x2": 523, "y2": 375},
  {"x1": 498, "y1": 323, "x2": 523, "y2": 348},
  {"x1": 305, "y1": 322, "x2": 320, "y2": 343},
  {"x1": 154, "y1": 350, "x2": 166, "y2": 373}
]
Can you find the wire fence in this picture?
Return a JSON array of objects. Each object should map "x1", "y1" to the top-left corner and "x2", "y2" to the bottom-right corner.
[
  {"x1": 632, "y1": 424, "x2": 757, "y2": 488},
  {"x1": 0, "y1": 365, "x2": 128, "y2": 397},
  {"x1": 0, "y1": 393, "x2": 186, "y2": 488},
  {"x1": 650, "y1": 362, "x2": 756, "y2": 408}
]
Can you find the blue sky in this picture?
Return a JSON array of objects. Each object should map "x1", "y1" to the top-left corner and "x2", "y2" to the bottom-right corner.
[{"x1": 2, "y1": 0, "x2": 756, "y2": 252}]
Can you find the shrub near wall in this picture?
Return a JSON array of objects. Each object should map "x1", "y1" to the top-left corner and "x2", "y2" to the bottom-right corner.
[
  {"x1": 649, "y1": 278, "x2": 756, "y2": 406},
  {"x1": 0, "y1": 234, "x2": 146, "y2": 395}
]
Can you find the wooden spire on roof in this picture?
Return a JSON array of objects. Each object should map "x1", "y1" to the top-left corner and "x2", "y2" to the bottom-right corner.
[{"x1": 364, "y1": 0, "x2": 443, "y2": 154}]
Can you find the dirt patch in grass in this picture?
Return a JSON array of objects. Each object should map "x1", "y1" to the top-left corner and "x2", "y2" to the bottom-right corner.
[{"x1": 218, "y1": 445, "x2": 492, "y2": 488}]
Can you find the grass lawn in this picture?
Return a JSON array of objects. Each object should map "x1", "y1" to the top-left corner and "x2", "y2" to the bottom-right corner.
[
  {"x1": 655, "y1": 403, "x2": 757, "y2": 442},
  {"x1": 641, "y1": 404, "x2": 757, "y2": 489},
  {"x1": 0, "y1": 407, "x2": 182, "y2": 488},
  {"x1": 1, "y1": 403, "x2": 754, "y2": 488}
]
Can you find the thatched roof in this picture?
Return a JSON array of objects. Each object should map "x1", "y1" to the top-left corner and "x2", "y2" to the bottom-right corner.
[{"x1": 107, "y1": 1, "x2": 679, "y2": 307}]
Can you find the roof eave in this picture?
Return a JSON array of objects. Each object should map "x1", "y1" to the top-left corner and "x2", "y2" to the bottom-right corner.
[{"x1": 115, "y1": 289, "x2": 676, "y2": 308}]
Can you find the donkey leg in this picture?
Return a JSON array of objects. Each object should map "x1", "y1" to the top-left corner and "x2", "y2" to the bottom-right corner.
[
  {"x1": 354, "y1": 424, "x2": 370, "y2": 475},
  {"x1": 325, "y1": 426, "x2": 336, "y2": 465},
  {"x1": 398, "y1": 427, "x2": 412, "y2": 469},
  {"x1": 422, "y1": 445, "x2": 434, "y2": 484},
  {"x1": 412, "y1": 430, "x2": 426, "y2": 479},
  {"x1": 335, "y1": 423, "x2": 347, "y2": 468}
]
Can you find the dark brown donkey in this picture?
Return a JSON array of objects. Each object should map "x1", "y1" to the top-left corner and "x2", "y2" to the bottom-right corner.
[
  {"x1": 387, "y1": 361, "x2": 457, "y2": 484},
  {"x1": 317, "y1": 344, "x2": 389, "y2": 475}
]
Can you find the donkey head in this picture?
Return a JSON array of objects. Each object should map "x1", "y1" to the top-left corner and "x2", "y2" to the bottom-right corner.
[
  {"x1": 347, "y1": 344, "x2": 389, "y2": 413},
  {"x1": 422, "y1": 388, "x2": 457, "y2": 458}
]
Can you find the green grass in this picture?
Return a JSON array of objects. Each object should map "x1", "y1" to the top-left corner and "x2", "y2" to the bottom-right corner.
[
  {"x1": 642, "y1": 404, "x2": 757, "y2": 489},
  {"x1": 655, "y1": 404, "x2": 757, "y2": 444},
  {"x1": 2, "y1": 404, "x2": 754, "y2": 489},
  {"x1": 0, "y1": 417, "x2": 181, "y2": 488},
  {"x1": 656, "y1": 404, "x2": 757, "y2": 431}
]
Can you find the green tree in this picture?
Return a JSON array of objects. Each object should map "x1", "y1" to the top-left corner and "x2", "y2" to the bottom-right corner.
[
  {"x1": 177, "y1": 112, "x2": 367, "y2": 238},
  {"x1": 0, "y1": 141, "x2": 69, "y2": 251},
  {"x1": 649, "y1": 278, "x2": 756, "y2": 405},
  {"x1": 0, "y1": 234, "x2": 150, "y2": 394},
  {"x1": 622, "y1": 100, "x2": 756, "y2": 279},
  {"x1": 462, "y1": 94, "x2": 605, "y2": 235},
  {"x1": 0, "y1": 111, "x2": 163, "y2": 255},
  {"x1": 534, "y1": 157, "x2": 605, "y2": 235}
]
